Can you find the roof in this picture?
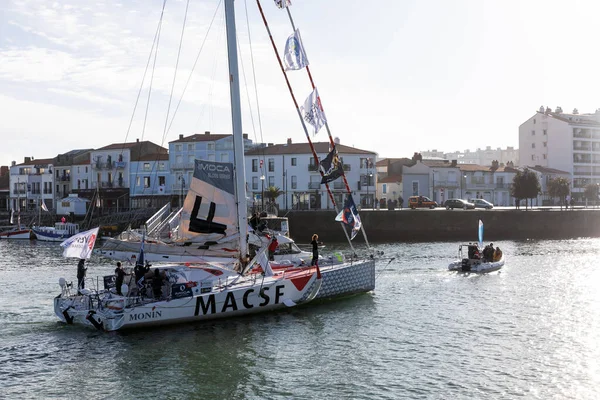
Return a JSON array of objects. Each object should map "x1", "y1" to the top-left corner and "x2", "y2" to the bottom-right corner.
[
  {"x1": 528, "y1": 165, "x2": 570, "y2": 175},
  {"x1": 245, "y1": 142, "x2": 375, "y2": 156},
  {"x1": 96, "y1": 141, "x2": 166, "y2": 151},
  {"x1": 422, "y1": 160, "x2": 460, "y2": 168},
  {"x1": 542, "y1": 111, "x2": 600, "y2": 127},
  {"x1": 14, "y1": 158, "x2": 54, "y2": 167},
  {"x1": 379, "y1": 175, "x2": 402, "y2": 183},
  {"x1": 170, "y1": 133, "x2": 231, "y2": 143},
  {"x1": 132, "y1": 154, "x2": 170, "y2": 162}
]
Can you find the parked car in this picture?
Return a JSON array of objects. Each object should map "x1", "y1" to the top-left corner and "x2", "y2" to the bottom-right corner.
[
  {"x1": 469, "y1": 198, "x2": 494, "y2": 209},
  {"x1": 444, "y1": 198, "x2": 475, "y2": 210},
  {"x1": 408, "y1": 195, "x2": 438, "y2": 209}
]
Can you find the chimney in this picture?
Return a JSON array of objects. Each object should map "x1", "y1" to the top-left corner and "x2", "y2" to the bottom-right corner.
[
  {"x1": 205, "y1": 131, "x2": 210, "y2": 135},
  {"x1": 287, "y1": 138, "x2": 292, "y2": 145},
  {"x1": 268, "y1": 143, "x2": 274, "y2": 147},
  {"x1": 451, "y1": 160, "x2": 457, "y2": 167},
  {"x1": 243, "y1": 133, "x2": 248, "y2": 139},
  {"x1": 334, "y1": 137, "x2": 340, "y2": 145},
  {"x1": 24, "y1": 157, "x2": 31, "y2": 163},
  {"x1": 179, "y1": 134, "x2": 183, "y2": 140},
  {"x1": 136, "y1": 138, "x2": 139, "y2": 143},
  {"x1": 11, "y1": 161, "x2": 16, "y2": 166}
]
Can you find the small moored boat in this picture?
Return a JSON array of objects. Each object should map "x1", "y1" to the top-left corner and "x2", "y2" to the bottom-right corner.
[{"x1": 448, "y1": 243, "x2": 505, "y2": 273}]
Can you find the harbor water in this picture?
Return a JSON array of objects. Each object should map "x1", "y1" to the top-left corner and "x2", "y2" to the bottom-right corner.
[{"x1": 1, "y1": 239, "x2": 600, "y2": 399}]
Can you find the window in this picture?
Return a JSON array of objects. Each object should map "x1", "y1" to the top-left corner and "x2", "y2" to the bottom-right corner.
[
  {"x1": 543, "y1": 129, "x2": 547, "y2": 135},
  {"x1": 208, "y1": 154, "x2": 215, "y2": 161},
  {"x1": 252, "y1": 177, "x2": 258, "y2": 190},
  {"x1": 187, "y1": 155, "x2": 194, "y2": 164},
  {"x1": 543, "y1": 154, "x2": 547, "y2": 159},
  {"x1": 291, "y1": 158, "x2": 297, "y2": 166},
  {"x1": 136, "y1": 177, "x2": 141, "y2": 186},
  {"x1": 159, "y1": 176, "x2": 165, "y2": 186},
  {"x1": 158, "y1": 162, "x2": 166, "y2": 171},
  {"x1": 187, "y1": 143, "x2": 195, "y2": 151},
  {"x1": 252, "y1": 159, "x2": 258, "y2": 172},
  {"x1": 268, "y1": 158, "x2": 275, "y2": 172},
  {"x1": 77, "y1": 166, "x2": 80, "y2": 173},
  {"x1": 531, "y1": 155, "x2": 536, "y2": 161},
  {"x1": 543, "y1": 142, "x2": 547, "y2": 147},
  {"x1": 291, "y1": 175, "x2": 297, "y2": 189},
  {"x1": 143, "y1": 163, "x2": 150, "y2": 171},
  {"x1": 268, "y1": 176, "x2": 274, "y2": 187},
  {"x1": 176, "y1": 155, "x2": 183, "y2": 164},
  {"x1": 533, "y1": 119, "x2": 536, "y2": 124},
  {"x1": 144, "y1": 177, "x2": 150, "y2": 188},
  {"x1": 85, "y1": 166, "x2": 88, "y2": 173},
  {"x1": 221, "y1": 153, "x2": 229, "y2": 162},
  {"x1": 207, "y1": 143, "x2": 215, "y2": 151},
  {"x1": 531, "y1": 143, "x2": 535, "y2": 148},
  {"x1": 531, "y1": 130, "x2": 535, "y2": 136},
  {"x1": 412, "y1": 181, "x2": 419, "y2": 196},
  {"x1": 175, "y1": 144, "x2": 182, "y2": 151},
  {"x1": 383, "y1": 184, "x2": 387, "y2": 194}
]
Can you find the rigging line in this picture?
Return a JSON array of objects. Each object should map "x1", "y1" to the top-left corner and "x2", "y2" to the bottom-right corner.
[
  {"x1": 283, "y1": 4, "x2": 372, "y2": 251},
  {"x1": 119, "y1": 1, "x2": 165, "y2": 157},
  {"x1": 166, "y1": 0, "x2": 223, "y2": 136},
  {"x1": 255, "y1": 0, "x2": 355, "y2": 250},
  {"x1": 243, "y1": 0, "x2": 267, "y2": 169}
]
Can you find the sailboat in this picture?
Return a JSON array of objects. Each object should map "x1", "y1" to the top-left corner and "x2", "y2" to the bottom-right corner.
[
  {"x1": 53, "y1": 0, "x2": 322, "y2": 331},
  {"x1": 96, "y1": 0, "x2": 377, "y2": 301},
  {"x1": 0, "y1": 209, "x2": 33, "y2": 240}
]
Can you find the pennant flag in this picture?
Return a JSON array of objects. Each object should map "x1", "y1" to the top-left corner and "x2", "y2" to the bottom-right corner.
[
  {"x1": 41, "y1": 200, "x2": 49, "y2": 212},
  {"x1": 283, "y1": 29, "x2": 309, "y2": 71},
  {"x1": 319, "y1": 146, "x2": 344, "y2": 184},
  {"x1": 274, "y1": 0, "x2": 291, "y2": 8},
  {"x1": 335, "y1": 195, "x2": 362, "y2": 240},
  {"x1": 60, "y1": 227, "x2": 99, "y2": 259},
  {"x1": 300, "y1": 88, "x2": 327, "y2": 135},
  {"x1": 9, "y1": 209, "x2": 13, "y2": 224},
  {"x1": 478, "y1": 219, "x2": 484, "y2": 249}
]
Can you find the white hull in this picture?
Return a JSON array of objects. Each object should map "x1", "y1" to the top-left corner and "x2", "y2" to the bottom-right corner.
[
  {"x1": 448, "y1": 255, "x2": 505, "y2": 273},
  {"x1": 0, "y1": 229, "x2": 32, "y2": 240},
  {"x1": 54, "y1": 264, "x2": 321, "y2": 331},
  {"x1": 315, "y1": 259, "x2": 376, "y2": 299}
]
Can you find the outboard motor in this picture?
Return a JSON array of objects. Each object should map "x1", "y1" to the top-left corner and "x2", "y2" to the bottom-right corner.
[{"x1": 461, "y1": 258, "x2": 471, "y2": 272}]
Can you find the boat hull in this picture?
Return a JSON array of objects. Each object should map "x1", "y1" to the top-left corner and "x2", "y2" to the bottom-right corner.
[
  {"x1": 0, "y1": 229, "x2": 32, "y2": 240},
  {"x1": 448, "y1": 256, "x2": 505, "y2": 273},
  {"x1": 316, "y1": 259, "x2": 376, "y2": 299},
  {"x1": 32, "y1": 230, "x2": 77, "y2": 242},
  {"x1": 54, "y1": 265, "x2": 321, "y2": 331}
]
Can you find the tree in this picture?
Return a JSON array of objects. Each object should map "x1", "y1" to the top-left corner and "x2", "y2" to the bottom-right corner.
[
  {"x1": 547, "y1": 177, "x2": 570, "y2": 210},
  {"x1": 265, "y1": 186, "x2": 283, "y2": 203},
  {"x1": 511, "y1": 168, "x2": 541, "y2": 210},
  {"x1": 584, "y1": 183, "x2": 599, "y2": 207}
]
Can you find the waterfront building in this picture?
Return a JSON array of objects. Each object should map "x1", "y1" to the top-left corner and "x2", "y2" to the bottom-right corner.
[
  {"x1": 375, "y1": 158, "x2": 413, "y2": 206},
  {"x1": 129, "y1": 153, "x2": 171, "y2": 209},
  {"x1": 244, "y1": 139, "x2": 376, "y2": 211},
  {"x1": 424, "y1": 146, "x2": 519, "y2": 166},
  {"x1": 168, "y1": 131, "x2": 253, "y2": 202},
  {"x1": 519, "y1": 106, "x2": 598, "y2": 201},
  {"x1": 54, "y1": 149, "x2": 93, "y2": 210},
  {"x1": 9, "y1": 157, "x2": 54, "y2": 212},
  {"x1": 528, "y1": 165, "x2": 571, "y2": 206},
  {"x1": 402, "y1": 160, "x2": 462, "y2": 204},
  {"x1": 459, "y1": 162, "x2": 518, "y2": 206},
  {"x1": 0, "y1": 166, "x2": 9, "y2": 211}
]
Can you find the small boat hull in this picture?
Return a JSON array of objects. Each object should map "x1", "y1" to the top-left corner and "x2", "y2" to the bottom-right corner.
[
  {"x1": 448, "y1": 255, "x2": 505, "y2": 273},
  {"x1": 0, "y1": 229, "x2": 32, "y2": 240}
]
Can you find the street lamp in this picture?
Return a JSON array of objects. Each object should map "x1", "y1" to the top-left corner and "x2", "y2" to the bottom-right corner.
[
  {"x1": 178, "y1": 175, "x2": 185, "y2": 209},
  {"x1": 366, "y1": 158, "x2": 372, "y2": 209},
  {"x1": 432, "y1": 170, "x2": 437, "y2": 202},
  {"x1": 461, "y1": 174, "x2": 467, "y2": 199},
  {"x1": 260, "y1": 175, "x2": 265, "y2": 211}
]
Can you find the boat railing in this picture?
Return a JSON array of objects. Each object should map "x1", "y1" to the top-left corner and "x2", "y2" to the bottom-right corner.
[{"x1": 145, "y1": 203, "x2": 171, "y2": 235}]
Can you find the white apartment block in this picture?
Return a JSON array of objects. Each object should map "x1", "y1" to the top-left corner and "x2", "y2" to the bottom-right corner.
[
  {"x1": 436, "y1": 146, "x2": 519, "y2": 166},
  {"x1": 519, "y1": 106, "x2": 599, "y2": 200},
  {"x1": 245, "y1": 139, "x2": 377, "y2": 211}
]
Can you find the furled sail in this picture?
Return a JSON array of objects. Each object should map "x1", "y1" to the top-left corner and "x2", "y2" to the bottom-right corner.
[{"x1": 178, "y1": 160, "x2": 239, "y2": 247}]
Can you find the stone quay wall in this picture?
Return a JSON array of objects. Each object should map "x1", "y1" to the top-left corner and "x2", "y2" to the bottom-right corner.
[{"x1": 286, "y1": 209, "x2": 600, "y2": 243}]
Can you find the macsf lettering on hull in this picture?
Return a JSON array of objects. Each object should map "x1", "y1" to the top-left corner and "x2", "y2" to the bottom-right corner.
[
  {"x1": 129, "y1": 310, "x2": 163, "y2": 322},
  {"x1": 194, "y1": 285, "x2": 285, "y2": 316}
]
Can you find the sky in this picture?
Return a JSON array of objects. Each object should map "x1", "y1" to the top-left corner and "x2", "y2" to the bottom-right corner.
[{"x1": 2, "y1": 0, "x2": 600, "y2": 168}]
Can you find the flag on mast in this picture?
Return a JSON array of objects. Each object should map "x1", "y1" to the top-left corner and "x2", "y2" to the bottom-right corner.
[
  {"x1": 283, "y1": 29, "x2": 309, "y2": 71},
  {"x1": 319, "y1": 145, "x2": 344, "y2": 184},
  {"x1": 9, "y1": 209, "x2": 14, "y2": 224},
  {"x1": 274, "y1": 0, "x2": 291, "y2": 8},
  {"x1": 335, "y1": 195, "x2": 362, "y2": 240},
  {"x1": 60, "y1": 227, "x2": 99, "y2": 259},
  {"x1": 478, "y1": 219, "x2": 484, "y2": 249},
  {"x1": 41, "y1": 200, "x2": 49, "y2": 212},
  {"x1": 300, "y1": 88, "x2": 327, "y2": 135}
]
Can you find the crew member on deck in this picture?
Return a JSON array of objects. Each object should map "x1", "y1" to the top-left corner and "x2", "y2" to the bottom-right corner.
[
  {"x1": 77, "y1": 259, "x2": 87, "y2": 294},
  {"x1": 268, "y1": 236, "x2": 279, "y2": 261},
  {"x1": 311, "y1": 234, "x2": 320, "y2": 266},
  {"x1": 152, "y1": 269, "x2": 163, "y2": 299},
  {"x1": 115, "y1": 262, "x2": 126, "y2": 296}
]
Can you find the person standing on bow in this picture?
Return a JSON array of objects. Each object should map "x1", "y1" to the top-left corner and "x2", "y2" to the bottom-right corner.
[
  {"x1": 77, "y1": 258, "x2": 87, "y2": 294},
  {"x1": 114, "y1": 261, "x2": 127, "y2": 296},
  {"x1": 311, "y1": 234, "x2": 320, "y2": 266}
]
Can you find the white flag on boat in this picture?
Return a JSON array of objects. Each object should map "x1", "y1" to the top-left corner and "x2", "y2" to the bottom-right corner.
[
  {"x1": 9, "y1": 209, "x2": 14, "y2": 224},
  {"x1": 300, "y1": 88, "x2": 327, "y2": 135},
  {"x1": 283, "y1": 29, "x2": 309, "y2": 71},
  {"x1": 41, "y1": 200, "x2": 49, "y2": 212},
  {"x1": 274, "y1": 0, "x2": 291, "y2": 8},
  {"x1": 60, "y1": 227, "x2": 99, "y2": 259}
]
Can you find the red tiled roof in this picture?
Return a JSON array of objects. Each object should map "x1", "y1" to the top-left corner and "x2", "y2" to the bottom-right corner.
[
  {"x1": 14, "y1": 158, "x2": 54, "y2": 166},
  {"x1": 245, "y1": 142, "x2": 374, "y2": 156},
  {"x1": 379, "y1": 175, "x2": 403, "y2": 183},
  {"x1": 169, "y1": 133, "x2": 231, "y2": 143},
  {"x1": 529, "y1": 165, "x2": 570, "y2": 175}
]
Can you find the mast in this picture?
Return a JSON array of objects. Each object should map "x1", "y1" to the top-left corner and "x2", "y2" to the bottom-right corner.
[{"x1": 224, "y1": 0, "x2": 249, "y2": 262}]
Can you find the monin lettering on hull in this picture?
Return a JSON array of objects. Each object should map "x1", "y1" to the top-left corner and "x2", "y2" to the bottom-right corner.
[
  {"x1": 129, "y1": 311, "x2": 163, "y2": 321},
  {"x1": 194, "y1": 285, "x2": 285, "y2": 316}
]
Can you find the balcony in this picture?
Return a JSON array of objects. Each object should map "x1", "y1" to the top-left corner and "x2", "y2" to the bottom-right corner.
[
  {"x1": 433, "y1": 180, "x2": 459, "y2": 188},
  {"x1": 59, "y1": 175, "x2": 71, "y2": 182},
  {"x1": 333, "y1": 181, "x2": 345, "y2": 189},
  {"x1": 171, "y1": 162, "x2": 195, "y2": 170},
  {"x1": 308, "y1": 182, "x2": 321, "y2": 189},
  {"x1": 172, "y1": 184, "x2": 187, "y2": 192},
  {"x1": 114, "y1": 161, "x2": 127, "y2": 169},
  {"x1": 307, "y1": 164, "x2": 319, "y2": 172},
  {"x1": 495, "y1": 183, "x2": 511, "y2": 189}
]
